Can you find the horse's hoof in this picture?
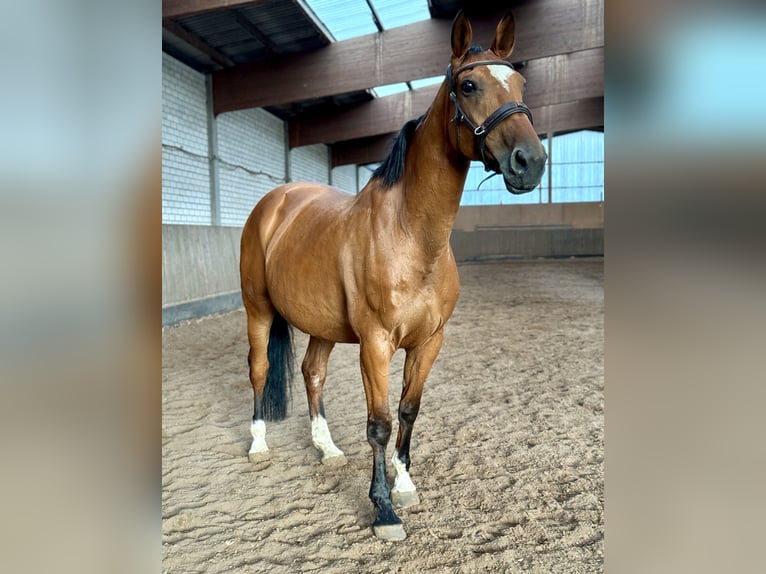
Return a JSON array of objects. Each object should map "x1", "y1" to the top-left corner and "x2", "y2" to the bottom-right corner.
[
  {"x1": 392, "y1": 490, "x2": 420, "y2": 508},
  {"x1": 248, "y1": 450, "x2": 270, "y2": 464},
  {"x1": 373, "y1": 523, "x2": 407, "y2": 541},
  {"x1": 322, "y1": 454, "x2": 347, "y2": 467}
]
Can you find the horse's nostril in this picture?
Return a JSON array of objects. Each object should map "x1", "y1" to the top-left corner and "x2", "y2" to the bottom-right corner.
[{"x1": 511, "y1": 148, "x2": 528, "y2": 174}]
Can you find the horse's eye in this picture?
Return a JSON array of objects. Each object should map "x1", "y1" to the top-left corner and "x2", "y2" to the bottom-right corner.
[{"x1": 460, "y1": 80, "x2": 476, "y2": 95}]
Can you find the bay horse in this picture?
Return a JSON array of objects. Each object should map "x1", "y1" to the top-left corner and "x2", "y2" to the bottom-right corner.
[{"x1": 239, "y1": 10, "x2": 546, "y2": 541}]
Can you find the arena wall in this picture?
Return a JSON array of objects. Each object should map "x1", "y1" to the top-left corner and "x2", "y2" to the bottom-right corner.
[{"x1": 162, "y1": 202, "x2": 603, "y2": 325}]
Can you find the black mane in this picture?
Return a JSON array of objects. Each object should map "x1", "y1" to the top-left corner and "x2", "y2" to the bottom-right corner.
[
  {"x1": 370, "y1": 47, "x2": 486, "y2": 189},
  {"x1": 371, "y1": 115, "x2": 424, "y2": 188}
]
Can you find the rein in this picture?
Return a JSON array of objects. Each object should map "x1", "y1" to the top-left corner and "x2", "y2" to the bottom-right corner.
[{"x1": 447, "y1": 60, "x2": 534, "y2": 172}]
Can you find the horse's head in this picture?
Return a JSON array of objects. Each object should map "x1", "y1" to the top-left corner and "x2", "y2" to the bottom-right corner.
[{"x1": 447, "y1": 11, "x2": 547, "y2": 194}]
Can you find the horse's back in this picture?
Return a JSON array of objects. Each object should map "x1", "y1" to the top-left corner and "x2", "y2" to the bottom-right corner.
[{"x1": 243, "y1": 182, "x2": 349, "y2": 246}]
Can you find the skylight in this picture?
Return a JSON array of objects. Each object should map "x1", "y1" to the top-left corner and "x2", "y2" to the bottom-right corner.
[
  {"x1": 305, "y1": 0, "x2": 430, "y2": 41},
  {"x1": 372, "y1": 0, "x2": 431, "y2": 30},
  {"x1": 304, "y1": 0, "x2": 433, "y2": 98},
  {"x1": 370, "y1": 82, "x2": 410, "y2": 98},
  {"x1": 304, "y1": 0, "x2": 379, "y2": 42},
  {"x1": 410, "y1": 75, "x2": 445, "y2": 90}
]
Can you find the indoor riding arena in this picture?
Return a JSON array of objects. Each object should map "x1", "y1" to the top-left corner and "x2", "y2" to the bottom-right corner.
[{"x1": 162, "y1": 1, "x2": 603, "y2": 572}]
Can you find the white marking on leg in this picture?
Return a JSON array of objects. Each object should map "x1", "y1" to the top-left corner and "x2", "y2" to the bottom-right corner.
[
  {"x1": 488, "y1": 65, "x2": 515, "y2": 92},
  {"x1": 311, "y1": 415, "x2": 344, "y2": 460},
  {"x1": 249, "y1": 419, "x2": 268, "y2": 455},
  {"x1": 391, "y1": 452, "x2": 417, "y2": 495}
]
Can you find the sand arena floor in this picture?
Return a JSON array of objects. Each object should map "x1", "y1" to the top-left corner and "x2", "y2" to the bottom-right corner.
[{"x1": 162, "y1": 259, "x2": 604, "y2": 573}]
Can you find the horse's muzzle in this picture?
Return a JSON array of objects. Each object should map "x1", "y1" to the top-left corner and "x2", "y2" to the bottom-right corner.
[{"x1": 502, "y1": 144, "x2": 547, "y2": 194}]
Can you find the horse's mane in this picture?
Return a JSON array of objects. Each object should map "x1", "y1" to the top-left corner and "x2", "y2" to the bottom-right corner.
[
  {"x1": 371, "y1": 115, "x2": 424, "y2": 188},
  {"x1": 371, "y1": 47, "x2": 486, "y2": 189}
]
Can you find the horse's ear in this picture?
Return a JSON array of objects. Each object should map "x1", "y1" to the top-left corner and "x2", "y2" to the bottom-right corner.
[
  {"x1": 491, "y1": 10, "x2": 516, "y2": 59},
  {"x1": 451, "y1": 10, "x2": 472, "y2": 60}
]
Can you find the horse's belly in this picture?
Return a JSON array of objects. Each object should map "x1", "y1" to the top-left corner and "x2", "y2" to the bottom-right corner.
[
  {"x1": 266, "y1": 259, "x2": 358, "y2": 344},
  {"x1": 283, "y1": 302, "x2": 359, "y2": 344}
]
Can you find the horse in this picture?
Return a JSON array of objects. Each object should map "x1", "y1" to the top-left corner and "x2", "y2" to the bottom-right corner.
[{"x1": 239, "y1": 10, "x2": 547, "y2": 541}]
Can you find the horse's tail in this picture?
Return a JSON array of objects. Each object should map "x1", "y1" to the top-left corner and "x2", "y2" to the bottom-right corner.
[{"x1": 263, "y1": 313, "x2": 294, "y2": 421}]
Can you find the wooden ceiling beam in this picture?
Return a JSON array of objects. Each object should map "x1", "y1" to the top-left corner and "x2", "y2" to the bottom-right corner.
[
  {"x1": 331, "y1": 97, "x2": 604, "y2": 167},
  {"x1": 213, "y1": 0, "x2": 603, "y2": 114},
  {"x1": 162, "y1": 0, "x2": 263, "y2": 20},
  {"x1": 332, "y1": 134, "x2": 397, "y2": 168},
  {"x1": 162, "y1": 19, "x2": 235, "y2": 69},
  {"x1": 291, "y1": 48, "x2": 603, "y2": 147},
  {"x1": 290, "y1": 88, "x2": 437, "y2": 148},
  {"x1": 534, "y1": 96, "x2": 604, "y2": 136}
]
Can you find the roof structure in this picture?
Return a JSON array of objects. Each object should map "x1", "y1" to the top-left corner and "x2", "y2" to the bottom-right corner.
[{"x1": 162, "y1": 0, "x2": 604, "y2": 166}]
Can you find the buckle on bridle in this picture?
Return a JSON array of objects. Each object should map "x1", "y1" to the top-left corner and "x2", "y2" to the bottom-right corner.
[{"x1": 473, "y1": 125, "x2": 486, "y2": 136}]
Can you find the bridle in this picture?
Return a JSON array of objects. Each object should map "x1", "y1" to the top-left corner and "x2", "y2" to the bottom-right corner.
[{"x1": 447, "y1": 60, "x2": 534, "y2": 172}]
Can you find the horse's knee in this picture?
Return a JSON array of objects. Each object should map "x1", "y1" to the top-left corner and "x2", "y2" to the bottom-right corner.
[
  {"x1": 367, "y1": 415, "x2": 392, "y2": 446},
  {"x1": 398, "y1": 401, "x2": 420, "y2": 426}
]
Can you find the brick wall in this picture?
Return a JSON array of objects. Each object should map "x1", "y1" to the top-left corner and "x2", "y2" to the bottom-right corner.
[
  {"x1": 217, "y1": 108, "x2": 286, "y2": 226},
  {"x1": 162, "y1": 53, "x2": 331, "y2": 227},
  {"x1": 330, "y1": 164, "x2": 357, "y2": 194},
  {"x1": 289, "y1": 144, "x2": 329, "y2": 185},
  {"x1": 161, "y1": 53, "x2": 210, "y2": 224}
]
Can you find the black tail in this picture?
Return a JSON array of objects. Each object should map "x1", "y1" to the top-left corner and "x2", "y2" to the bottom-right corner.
[{"x1": 263, "y1": 313, "x2": 294, "y2": 421}]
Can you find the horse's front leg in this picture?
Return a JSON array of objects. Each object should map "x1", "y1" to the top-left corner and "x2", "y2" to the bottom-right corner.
[
  {"x1": 359, "y1": 334, "x2": 405, "y2": 541},
  {"x1": 392, "y1": 329, "x2": 444, "y2": 508}
]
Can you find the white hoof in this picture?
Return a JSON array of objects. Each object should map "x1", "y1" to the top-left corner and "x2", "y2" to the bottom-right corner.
[
  {"x1": 373, "y1": 523, "x2": 407, "y2": 541},
  {"x1": 248, "y1": 449, "x2": 270, "y2": 464},
  {"x1": 392, "y1": 489, "x2": 420, "y2": 508},
  {"x1": 321, "y1": 453, "x2": 347, "y2": 467}
]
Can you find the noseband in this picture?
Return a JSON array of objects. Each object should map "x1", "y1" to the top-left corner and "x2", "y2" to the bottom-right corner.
[{"x1": 447, "y1": 60, "x2": 534, "y2": 172}]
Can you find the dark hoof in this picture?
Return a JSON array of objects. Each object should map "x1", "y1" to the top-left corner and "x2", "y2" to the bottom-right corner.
[
  {"x1": 373, "y1": 523, "x2": 407, "y2": 541},
  {"x1": 372, "y1": 507, "x2": 405, "y2": 541}
]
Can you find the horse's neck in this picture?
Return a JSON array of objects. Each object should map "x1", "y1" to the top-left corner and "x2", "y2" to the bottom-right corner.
[{"x1": 399, "y1": 88, "x2": 469, "y2": 257}]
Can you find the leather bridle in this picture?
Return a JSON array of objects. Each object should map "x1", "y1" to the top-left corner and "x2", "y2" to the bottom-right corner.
[{"x1": 447, "y1": 60, "x2": 534, "y2": 172}]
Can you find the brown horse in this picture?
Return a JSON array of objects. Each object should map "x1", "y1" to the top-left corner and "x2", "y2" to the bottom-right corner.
[{"x1": 239, "y1": 10, "x2": 546, "y2": 541}]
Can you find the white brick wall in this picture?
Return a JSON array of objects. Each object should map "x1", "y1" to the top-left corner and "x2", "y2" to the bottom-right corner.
[
  {"x1": 162, "y1": 53, "x2": 336, "y2": 227},
  {"x1": 162, "y1": 53, "x2": 210, "y2": 224},
  {"x1": 290, "y1": 144, "x2": 329, "y2": 185},
  {"x1": 357, "y1": 165, "x2": 374, "y2": 190},
  {"x1": 217, "y1": 108, "x2": 286, "y2": 226},
  {"x1": 331, "y1": 164, "x2": 357, "y2": 194}
]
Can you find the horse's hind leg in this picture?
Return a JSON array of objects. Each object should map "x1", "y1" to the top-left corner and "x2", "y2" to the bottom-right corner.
[
  {"x1": 302, "y1": 336, "x2": 346, "y2": 466},
  {"x1": 392, "y1": 329, "x2": 445, "y2": 508},
  {"x1": 245, "y1": 304, "x2": 275, "y2": 462}
]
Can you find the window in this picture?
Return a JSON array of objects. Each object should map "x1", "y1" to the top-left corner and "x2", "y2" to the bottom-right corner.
[
  {"x1": 550, "y1": 130, "x2": 604, "y2": 203},
  {"x1": 460, "y1": 129, "x2": 604, "y2": 205}
]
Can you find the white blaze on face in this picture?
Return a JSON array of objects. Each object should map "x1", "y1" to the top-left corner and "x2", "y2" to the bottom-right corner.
[{"x1": 488, "y1": 65, "x2": 515, "y2": 93}]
